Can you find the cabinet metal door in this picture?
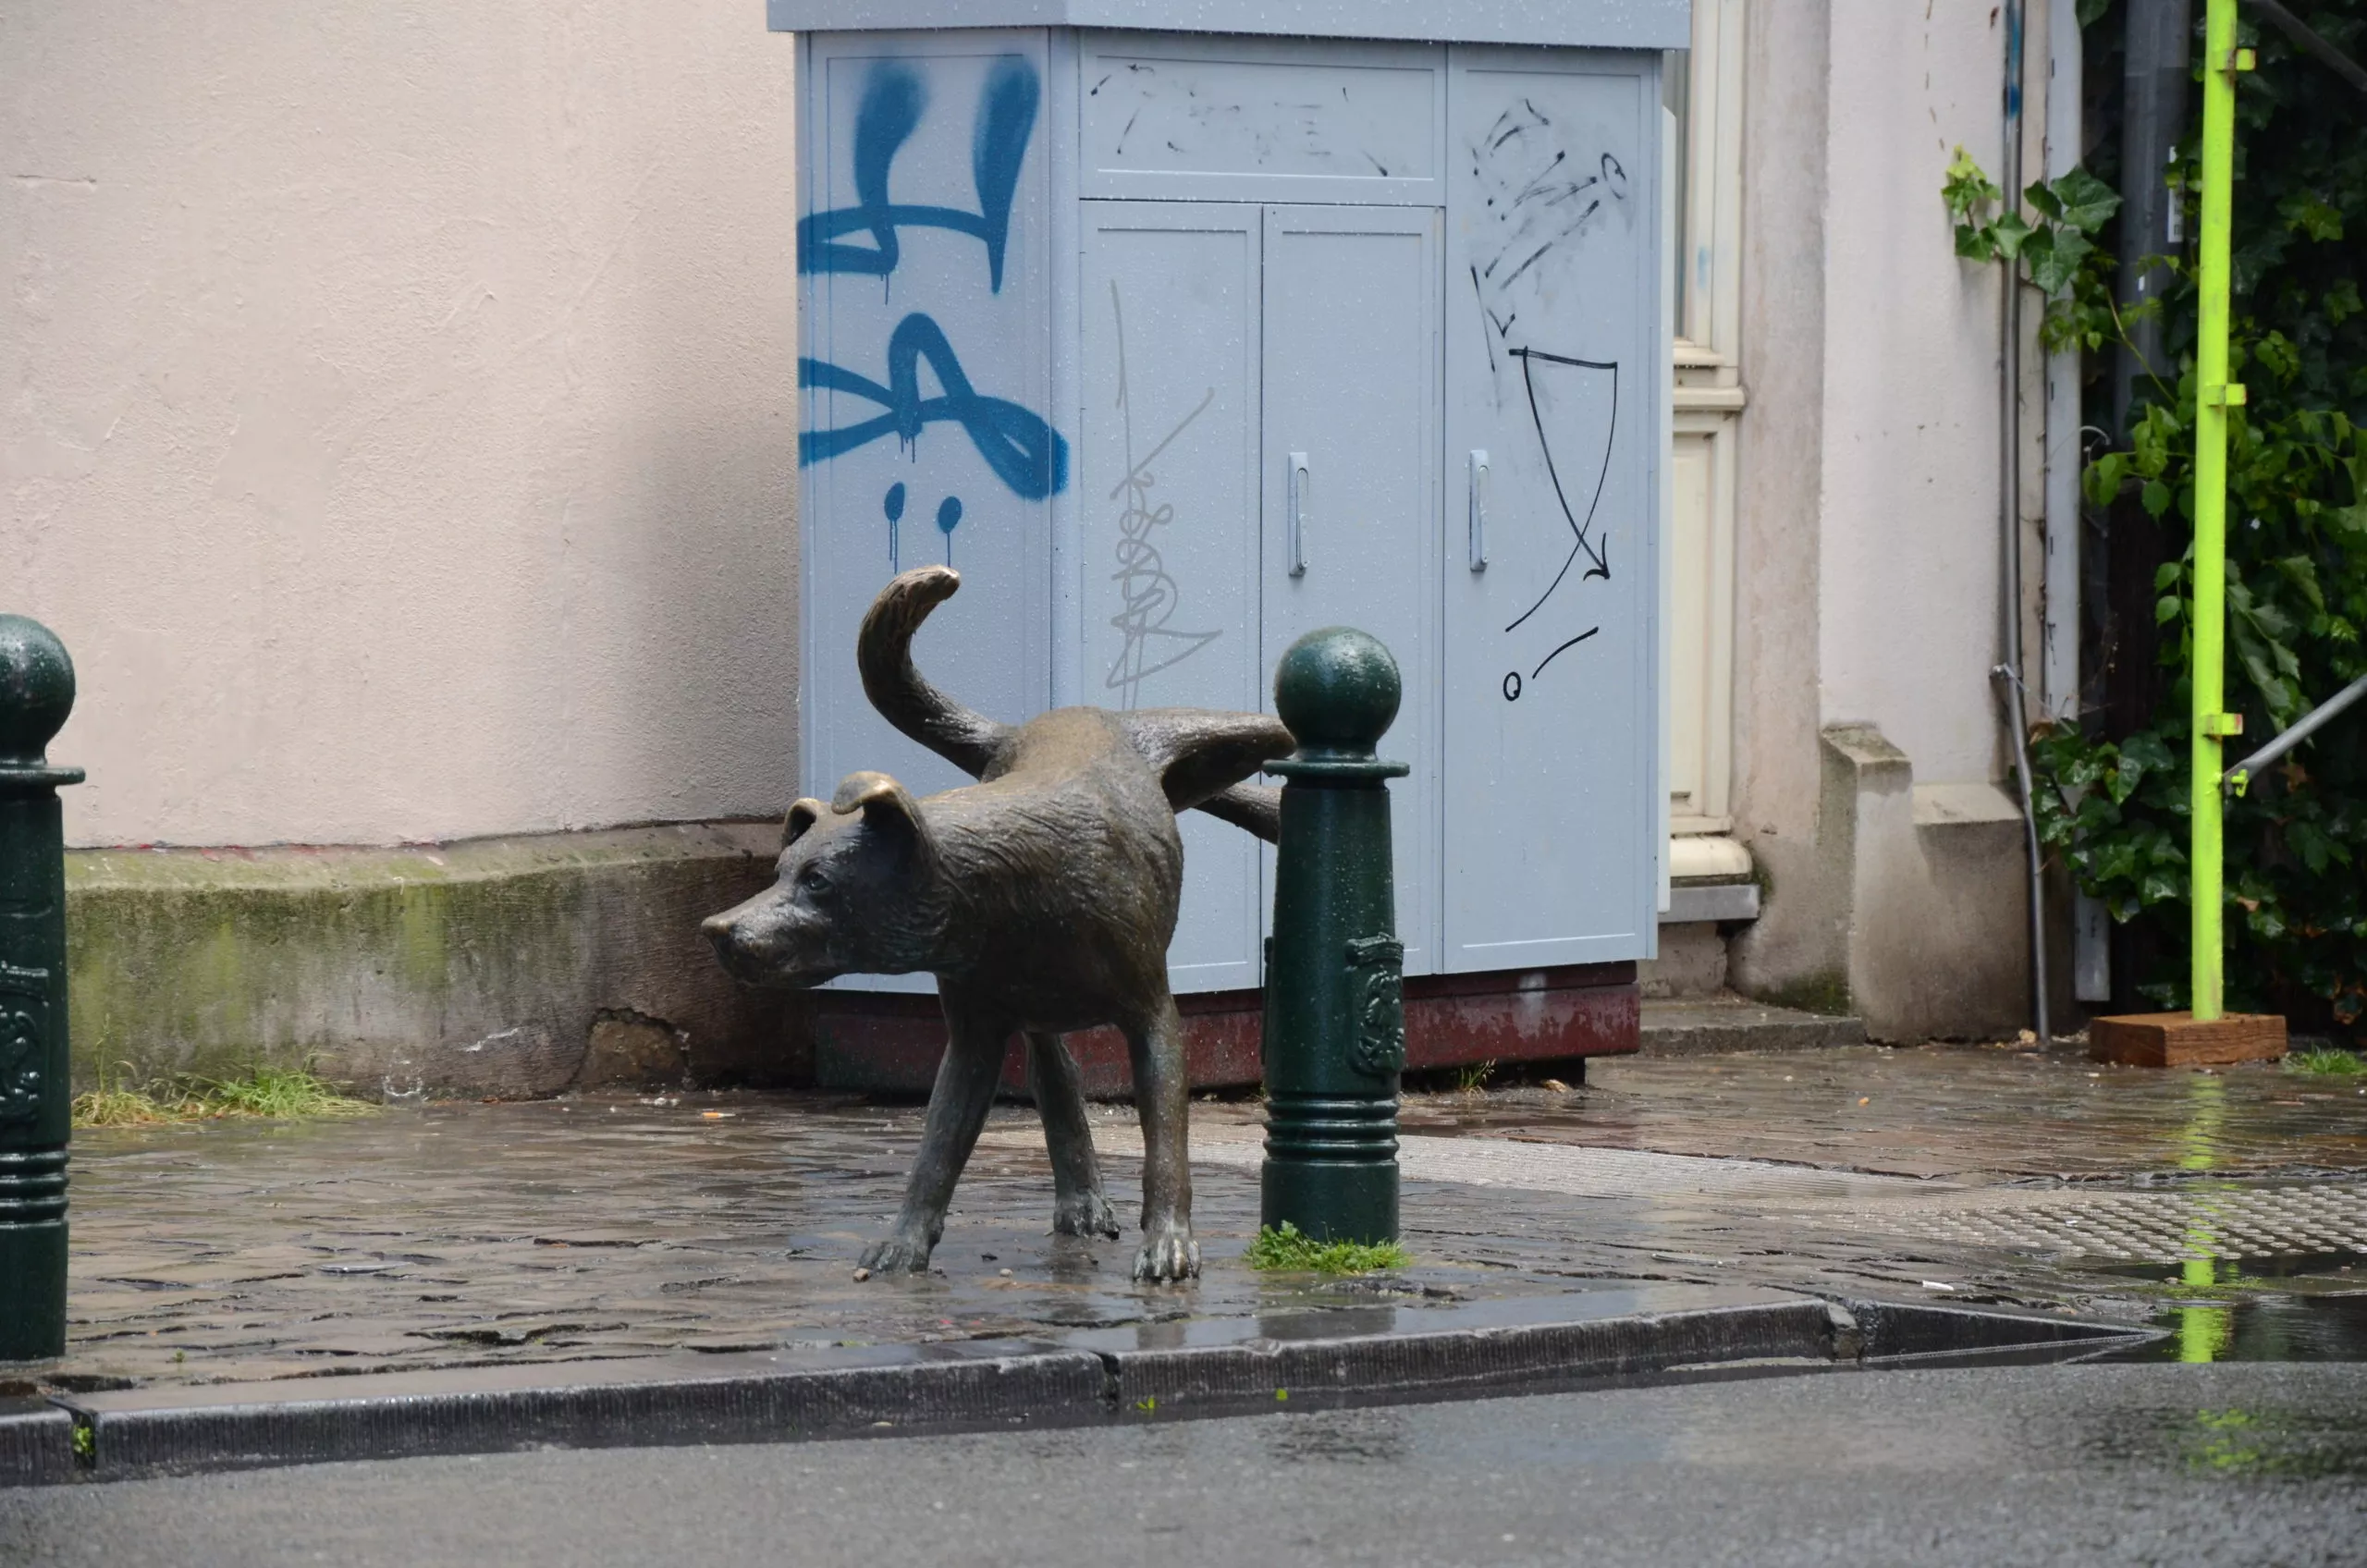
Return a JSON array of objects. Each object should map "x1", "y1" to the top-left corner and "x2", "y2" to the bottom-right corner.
[
  {"x1": 799, "y1": 32, "x2": 1061, "y2": 991},
  {"x1": 1441, "y1": 53, "x2": 1661, "y2": 969},
  {"x1": 1080, "y1": 202, "x2": 1265, "y2": 993},
  {"x1": 1260, "y1": 203, "x2": 1443, "y2": 974}
]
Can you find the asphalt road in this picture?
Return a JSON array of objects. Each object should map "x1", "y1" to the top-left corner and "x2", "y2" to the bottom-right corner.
[{"x1": 6, "y1": 1364, "x2": 2364, "y2": 1567}]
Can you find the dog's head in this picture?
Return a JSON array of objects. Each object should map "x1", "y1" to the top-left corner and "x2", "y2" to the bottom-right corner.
[{"x1": 702, "y1": 771, "x2": 949, "y2": 988}]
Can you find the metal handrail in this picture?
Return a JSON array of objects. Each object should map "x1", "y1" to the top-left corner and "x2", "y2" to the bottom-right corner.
[{"x1": 2224, "y1": 669, "x2": 2367, "y2": 792}]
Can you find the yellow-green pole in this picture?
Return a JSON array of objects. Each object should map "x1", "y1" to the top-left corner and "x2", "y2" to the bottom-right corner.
[{"x1": 2190, "y1": 0, "x2": 2250, "y2": 1023}]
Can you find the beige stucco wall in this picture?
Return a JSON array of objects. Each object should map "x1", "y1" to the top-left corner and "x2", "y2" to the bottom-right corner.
[
  {"x1": 1732, "y1": 0, "x2": 2053, "y2": 1022},
  {"x1": 1817, "y1": 0, "x2": 2028, "y2": 789},
  {"x1": 3, "y1": 0, "x2": 800, "y2": 850}
]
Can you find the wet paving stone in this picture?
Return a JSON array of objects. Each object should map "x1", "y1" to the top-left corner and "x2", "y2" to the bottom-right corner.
[{"x1": 22, "y1": 1042, "x2": 2367, "y2": 1393}]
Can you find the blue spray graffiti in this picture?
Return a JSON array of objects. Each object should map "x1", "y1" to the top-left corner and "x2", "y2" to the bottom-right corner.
[
  {"x1": 883, "y1": 483, "x2": 907, "y2": 569},
  {"x1": 801, "y1": 312, "x2": 1068, "y2": 501},
  {"x1": 799, "y1": 56, "x2": 1039, "y2": 294},
  {"x1": 935, "y1": 496, "x2": 963, "y2": 564}
]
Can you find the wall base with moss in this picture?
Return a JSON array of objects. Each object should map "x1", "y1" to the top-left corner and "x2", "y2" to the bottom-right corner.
[{"x1": 66, "y1": 823, "x2": 807, "y2": 1098}]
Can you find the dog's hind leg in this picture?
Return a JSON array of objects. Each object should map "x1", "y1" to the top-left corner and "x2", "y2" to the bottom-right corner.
[
  {"x1": 1025, "y1": 1032, "x2": 1120, "y2": 1240},
  {"x1": 860, "y1": 1002, "x2": 1011, "y2": 1276},
  {"x1": 1125, "y1": 993, "x2": 1200, "y2": 1282}
]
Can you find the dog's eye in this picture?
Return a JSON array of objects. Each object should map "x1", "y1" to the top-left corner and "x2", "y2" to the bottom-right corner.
[{"x1": 797, "y1": 866, "x2": 833, "y2": 897}]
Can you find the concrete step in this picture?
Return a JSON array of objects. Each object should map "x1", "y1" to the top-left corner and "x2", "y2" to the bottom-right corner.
[{"x1": 1638, "y1": 995, "x2": 1867, "y2": 1056}]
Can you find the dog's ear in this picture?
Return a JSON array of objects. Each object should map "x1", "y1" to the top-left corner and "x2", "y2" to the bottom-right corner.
[
  {"x1": 782, "y1": 798, "x2": 827, "y2": 851},
  {"x1": 830, "y1": 772, "x2": 938, "y2": 865}
]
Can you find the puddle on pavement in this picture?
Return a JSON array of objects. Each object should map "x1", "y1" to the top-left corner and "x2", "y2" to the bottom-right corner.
[
  {"x1": 2085, "y1": 1251, "x2": 2367, "y2": 1363},
  {"x1": 2086, "y1": 1403, "x2": 2367, "y2": 1478}
]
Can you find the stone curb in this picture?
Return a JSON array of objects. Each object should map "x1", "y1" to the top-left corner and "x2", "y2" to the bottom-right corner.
[
  {"x1": 1, "y1": 1295, "x2": 2155, "y2": 1488},
  {"x1": 0, "y1": 1406, "x2": 75, "y2": 1487},
  {"x1": 1098, "y1": 1300, "x2": 1840, "y2": 1413}
]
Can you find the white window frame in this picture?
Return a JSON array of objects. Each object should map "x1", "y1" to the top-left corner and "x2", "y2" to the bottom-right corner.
[{"x1": 1666, "y1": 0, "x2": 1747, "y2": 839}]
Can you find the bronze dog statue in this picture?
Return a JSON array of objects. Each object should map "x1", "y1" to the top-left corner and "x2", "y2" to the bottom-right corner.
[{"x1": 704, "y1": 567, "x2": 1288, "y2": 1281}]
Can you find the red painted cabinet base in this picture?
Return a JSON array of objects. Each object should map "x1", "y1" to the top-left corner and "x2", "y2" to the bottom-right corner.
[{"x1": 809, "y1": 962, "x2": 1637, "y2": 1096}]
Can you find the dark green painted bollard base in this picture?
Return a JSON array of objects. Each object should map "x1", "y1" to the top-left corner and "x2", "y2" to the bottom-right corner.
[
  {"x1": 0, "y1": 1148, "x2": 67, "y2": 1361},
  {"x1": 1261, "y1": 1092, "x2": 1400, "y2": 1243},
  {"x1": 1260, "y1": 1164, "x2": 1399, "y2": 1246}
]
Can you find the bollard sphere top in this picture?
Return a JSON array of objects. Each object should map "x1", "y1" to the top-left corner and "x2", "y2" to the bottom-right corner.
[
  {"x1": 0, "y1": 616, "x2": 76, "y2": 767},
  {"x1": 1274, "y1": 626, "x2": 1401, "y2": 757}
]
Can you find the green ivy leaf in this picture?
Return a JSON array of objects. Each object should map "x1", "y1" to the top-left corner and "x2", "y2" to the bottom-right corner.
[
  {"x1": 2278, "y1": 190, "x2": 2346, "y2": 243},
  {"x1": 2046, "y1": 167, "x2": 2123, "y2": 234},
  {"x1": 2276, "y1": 554, "x2": 2326, "y2": 614},
  {"x1": 1990, "y1": 211, "x2": 2034, "y2": 261},
  {"x1": 2027, "y1": 227, "x2": 2092, "y2": 295},
  {"x1": 2142, "y1": 478, "x2": 2173, "y2": 517},
  {"x1": 2085, "y1": 452, "x2": 2131, "y2": 509},
  {"x1": 2123, "y1": 731, "x2": 2177, "y2": 776}
]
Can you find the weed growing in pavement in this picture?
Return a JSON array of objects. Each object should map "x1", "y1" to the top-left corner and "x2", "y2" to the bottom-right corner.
[
  {"x1": 1453, "y1": 1059, "x2": 1497, "y2": 1094},
  {"x1": 71, "y1": 1062, "x2": 375, "y2": 1128},
  {"x1": 1245, "y1": 1221, "x2": 1411, "y2": 1276},
  {"x1": 2287, "y1": 1047, "x2": 2367, "y2": 1076}
]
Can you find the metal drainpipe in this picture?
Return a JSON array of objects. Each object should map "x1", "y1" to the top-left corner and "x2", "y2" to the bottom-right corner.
[
  {"x1": 2116, "y1": 0, "x2": 2195, "y2": 435},
  {"x1": 1997, "y1": 0, "x2": 2053, "y2": 1045},
  {"x1": 2045, "y1": 0, "x2": 2113, "y2": 1006}
]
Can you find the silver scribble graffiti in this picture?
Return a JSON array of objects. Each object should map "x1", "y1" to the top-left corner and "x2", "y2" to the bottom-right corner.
[{"x1": 1103, "y1": 281, "x2": 1220, "y2": 710}]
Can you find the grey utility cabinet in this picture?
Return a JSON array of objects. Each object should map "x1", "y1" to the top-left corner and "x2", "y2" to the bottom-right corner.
[{"x1": 776, "y1": 1, "x2": 1684, "y2": 996}]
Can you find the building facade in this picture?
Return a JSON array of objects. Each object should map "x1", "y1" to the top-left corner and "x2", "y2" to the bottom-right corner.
[{"x1": 0, "y1": 0, "x2": 2068, "y2": 1093}]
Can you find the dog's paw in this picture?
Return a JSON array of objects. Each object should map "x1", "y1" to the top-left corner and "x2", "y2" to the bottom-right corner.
[
  {"x1": 858, "y1": 1231, "x2": 936, "y2": 1276},
  {"x1": 1052, "y1": 1191, "x2": 1122, "y2": 1241},
  {"x1": 1132, "y1": 1224, "x2": 1200, "y2": 1284}
]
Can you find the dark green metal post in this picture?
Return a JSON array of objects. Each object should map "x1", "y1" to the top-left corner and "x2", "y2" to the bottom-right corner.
[
  {"x1": 0, "y1": 616, "x2": 80, "y2": 1362},
  {"x1": 1260, "y1": 627, "x2": 1408, "y2": 1245}
]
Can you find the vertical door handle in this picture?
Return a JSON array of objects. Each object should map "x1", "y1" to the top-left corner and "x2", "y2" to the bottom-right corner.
[
  {"x1": 1467, "y1": 449, "x2": 1490, "y2": 571},
  {"x1": 1287, "y1": 452, "x2": 1309, "y2": 578}
]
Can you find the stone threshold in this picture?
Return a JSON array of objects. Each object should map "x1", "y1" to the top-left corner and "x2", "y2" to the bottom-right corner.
[{"x1": 1638, "y1": 994, "x2": 1869, "y2": 1056}]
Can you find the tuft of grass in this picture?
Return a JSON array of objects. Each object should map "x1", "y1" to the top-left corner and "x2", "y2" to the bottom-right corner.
[
  {"x1": 1453, "y1": 1059, "x2": 1498, "y2": 1094},
  {"x1": 2286, "y1": 1047, "x2": 2366, "y2": 1077},
  {"x1": 188, "y1": 1063, "x2": 375, "y2": 1119},
  {"x1": 69, "y1": 1086, "x2": 180, "y2": 1127},
  {"x1": 1245, "y1": 1221, "x2": 1411, "y2": 1276},
  {"x1": 71, "y1": 1063, "x2": 375, "y2": 1129}
]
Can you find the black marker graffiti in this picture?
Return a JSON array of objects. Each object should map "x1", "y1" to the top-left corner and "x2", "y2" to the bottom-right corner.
[
  {"x1": 1506, "y1": 348, "x2": 1617, "y2": 631},
  {"x1": 1466, "y1": 99, "x2": 1628, "y2": 390},
  {"x1": 1103, "y1": 282, "x2": 1220, "y2": 710}
]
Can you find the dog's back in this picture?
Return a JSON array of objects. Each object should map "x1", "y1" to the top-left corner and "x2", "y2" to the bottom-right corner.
[{"x1": 924, "y1": 706, "x2": 1184, "y2": 1025}]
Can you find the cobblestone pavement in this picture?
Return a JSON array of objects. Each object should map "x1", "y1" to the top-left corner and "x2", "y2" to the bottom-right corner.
[{"x1": 20, "y1": 1042, "x2": 2367, "y2": 1394}]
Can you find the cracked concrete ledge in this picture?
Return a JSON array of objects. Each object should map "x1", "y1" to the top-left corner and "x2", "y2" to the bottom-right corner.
[
  {"x1": 1, "y1": 1293, "x2": 2152, "y2": 1487},
  {"x1": 63, "y1": 822, "x2": 807, "y2": 1097}
]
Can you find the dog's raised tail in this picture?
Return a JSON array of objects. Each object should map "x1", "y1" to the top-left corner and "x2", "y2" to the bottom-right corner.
[{"x1": 856, "y1": 568, "x2": 1012, "y2": 779}]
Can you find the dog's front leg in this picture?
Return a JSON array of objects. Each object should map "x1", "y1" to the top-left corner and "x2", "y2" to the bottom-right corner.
[
  {"x1": 1125, "y1": 994, "x2": 1199, "y2": 1282},
  {"x1": 861, "y1": 1001, "x2": 1010, "y2": 1276}
]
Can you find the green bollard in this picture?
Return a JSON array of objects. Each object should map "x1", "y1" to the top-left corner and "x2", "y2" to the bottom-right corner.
[
  {"x1": 0, "y1": 616, "x2": 80, "y2": 1362},
  {"x1": 1259, "y1": 626, "x2": 1408, "y2": 1245}
]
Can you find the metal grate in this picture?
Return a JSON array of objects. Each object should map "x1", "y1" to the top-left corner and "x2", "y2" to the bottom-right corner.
[{"x1": 1834, "y1": 1184, "x2": 2367, "y2": 1264}]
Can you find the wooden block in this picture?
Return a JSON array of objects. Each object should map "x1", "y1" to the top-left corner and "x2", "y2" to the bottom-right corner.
[{"x1": 2089, "y1": 1011, "x2": 2287, "y2": 1068}]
